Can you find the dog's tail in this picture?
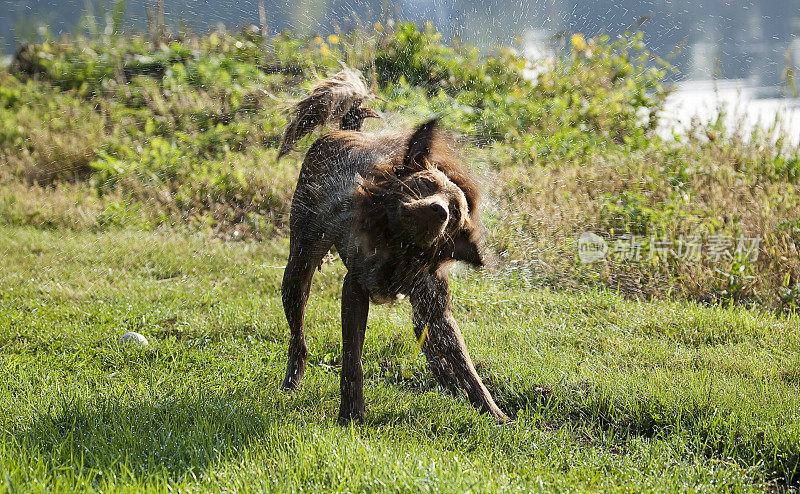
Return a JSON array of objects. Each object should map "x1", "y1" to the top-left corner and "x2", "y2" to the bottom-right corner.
[{"x1": 277, "y1": 67, "x2": 379, "y2": 160}]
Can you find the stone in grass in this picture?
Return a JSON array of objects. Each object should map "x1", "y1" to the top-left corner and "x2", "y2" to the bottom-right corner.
[{"x1": 119, "y1": 331, "x2": 148, "y2": 346}]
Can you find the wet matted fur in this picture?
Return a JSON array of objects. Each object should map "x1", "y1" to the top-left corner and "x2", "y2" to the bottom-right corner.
[
  {"x1": 277, "y1": 67, "x2": 377, "y2": 159},
  {"x1": 278, "y1": 70, "x2": 509, "y2": 424}
]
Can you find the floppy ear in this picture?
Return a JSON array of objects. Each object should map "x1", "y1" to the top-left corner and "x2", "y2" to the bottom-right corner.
[
  {"x1": 449, "y1": 229, "x2": 485, "y2": 267},
  {"x1": 403, "y1": 118, "x2": 438, "y2": 170}
]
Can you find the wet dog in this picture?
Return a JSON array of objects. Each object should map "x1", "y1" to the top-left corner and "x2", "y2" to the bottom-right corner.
[{"x1": 278, "y1": 69, "x2": 509, "y2": 424}]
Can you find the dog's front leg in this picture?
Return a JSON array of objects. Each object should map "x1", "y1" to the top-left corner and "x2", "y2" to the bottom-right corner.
[
  {"x1": 338, "y1": 273, "x2": 370, "y2": 424},
  {"x1": 412, "y1": 314, "x2": 460, "y2": 395},
  {"x1": 411, "y1": 272, "x2": 511, "y2": 423}
]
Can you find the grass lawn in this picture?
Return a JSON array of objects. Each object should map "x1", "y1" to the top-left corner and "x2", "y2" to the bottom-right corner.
[{"x1": 0, "y1": 225, "x2": 798, "y2": 492}]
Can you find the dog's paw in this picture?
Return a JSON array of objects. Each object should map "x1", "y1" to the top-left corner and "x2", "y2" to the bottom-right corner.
[
  {"x1": 337, "y1": 407, "x2": 366, "y2": 426},
  {"x1": 494, "y1": 414, "x2": 515, "y2": 426},
  {"x1": 281, "y1": 361, "x2": 306, "y2": 391}
]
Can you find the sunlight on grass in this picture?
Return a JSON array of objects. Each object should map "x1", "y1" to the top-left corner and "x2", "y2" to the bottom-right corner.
[{"x1": 0, "y1": 226, "x2": 797, "y2": 491}]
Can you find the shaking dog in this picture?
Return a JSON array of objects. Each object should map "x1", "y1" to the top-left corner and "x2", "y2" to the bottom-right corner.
[{"x1": 278, "y1": 68, "x2": 509, "y2": 424}]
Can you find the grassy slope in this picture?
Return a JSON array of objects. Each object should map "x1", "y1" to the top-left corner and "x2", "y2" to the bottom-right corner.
[{"x1": 1, "y1": 225, "x2": 798, "y2": 492}]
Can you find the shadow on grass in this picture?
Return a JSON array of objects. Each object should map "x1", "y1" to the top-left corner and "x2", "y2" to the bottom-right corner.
[
  {"x1": 368, "y1": 373, "x2": 800, "y2": 489},
  {"x1": 10, "y1": 376, "x2": 800, "y2": 489},
  {"x1": 490, "y1": 380, "x2": 800, "y2": 489},
  {"x1": 9, "y1": 391, "x2": 294, "y2": 482}
]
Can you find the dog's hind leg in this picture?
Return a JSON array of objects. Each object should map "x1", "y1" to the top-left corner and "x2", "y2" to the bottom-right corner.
[
  {"x1": 338, "y1": 273, "x2": 370, "y2": 424},
  {"x1": 411, "y1": 272, "x2": 511, "y2": 423},
  {"x1": 281, "y1": 233, "x2": 332, "y2": 391}
]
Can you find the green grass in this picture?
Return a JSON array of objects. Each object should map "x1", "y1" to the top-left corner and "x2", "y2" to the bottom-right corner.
[
  {"x1": 3, "y1": 14, "x2": 800, "y2": 492},
  {"x1": 1, "y1": 224, "x2": 799, "y2": 491}
]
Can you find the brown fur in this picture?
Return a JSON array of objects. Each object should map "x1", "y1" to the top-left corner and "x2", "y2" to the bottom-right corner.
[
  {"x1": 277, "y1": 68, "x2": 377, "y2": 159},
  {"x1": 278, "y1": 74, "x2": 509, "y2": 424}
]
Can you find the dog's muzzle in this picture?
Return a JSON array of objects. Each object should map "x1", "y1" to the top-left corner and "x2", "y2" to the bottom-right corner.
[{"x1": 404, "y1": 199, "x2": 449, "y2": 244}]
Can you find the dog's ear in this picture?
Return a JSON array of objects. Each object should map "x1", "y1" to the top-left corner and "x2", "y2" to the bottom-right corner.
[
  {"x1": 403, "y1": 118, "x2": 438, "y2": 170},
  {"x1": 449, "y1": 229, "x2": 485, "y2": 267}
]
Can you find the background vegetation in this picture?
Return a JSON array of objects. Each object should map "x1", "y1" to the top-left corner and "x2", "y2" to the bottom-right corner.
[
  {"x1": 1, "y1": 11, "x2": 800, "y2": 491},
  {"x1": 2, "y1": 17, "x2": 799, "y2": 309}
]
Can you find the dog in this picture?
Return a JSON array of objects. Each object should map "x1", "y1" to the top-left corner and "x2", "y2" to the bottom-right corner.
[{"x1": 278, "y1": 68, "x2": 509, "y2": 424}]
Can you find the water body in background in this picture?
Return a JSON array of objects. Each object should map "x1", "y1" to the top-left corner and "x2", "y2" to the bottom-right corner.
[
  {"x1": 2, "y1": 0, "x2": 798, "y2": 143},
  {"x1": 521, "y1": 1, "x2": 800, "y2": 144},
  {"x1": 661, "y1": 80, "x2": 800, "y2": 145},
  {"x1": 4, "y1": 1, "x2": 797, "y2": 82}
]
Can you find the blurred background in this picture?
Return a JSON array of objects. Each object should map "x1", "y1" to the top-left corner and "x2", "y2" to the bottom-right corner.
[
  {"x1": 3, "y1": 0, "x2": 799, "y2": 138},
  {"x1": 2, "y1": 0, "x2": 798, "y2": 86}
]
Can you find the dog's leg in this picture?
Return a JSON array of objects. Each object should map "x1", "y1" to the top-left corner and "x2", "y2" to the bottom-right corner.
[
  {"x1": 338, "y1": 273, "x2": 370, "y2": 424},
  {"x1": 411, "y1": 272, "x2": 511, "y2": 423},
  {"x1": 412, "y1": 314, "x2": 459, "y2": 394},
  {"x1": 281, "y1": 237, "x2": 332, "y2": 391}
]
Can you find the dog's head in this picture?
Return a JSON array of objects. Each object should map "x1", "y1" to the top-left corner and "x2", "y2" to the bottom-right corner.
[{"x1": 355, "y1": 119, "x2": 486, "y2": 267}]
